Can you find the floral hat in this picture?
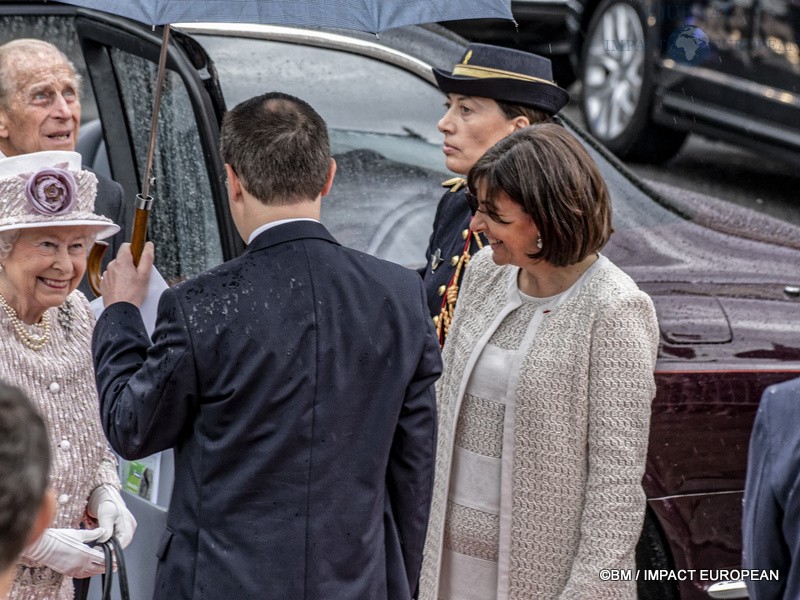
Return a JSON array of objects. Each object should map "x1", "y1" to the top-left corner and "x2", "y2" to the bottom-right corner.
[{"x1": 0, "y1": 151, "x2": 119, "y2": 239}]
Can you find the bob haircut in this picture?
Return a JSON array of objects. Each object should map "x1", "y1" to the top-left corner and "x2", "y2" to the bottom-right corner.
[{"x1": 467, "y1": 123, "x2": 613, "y2": 267}]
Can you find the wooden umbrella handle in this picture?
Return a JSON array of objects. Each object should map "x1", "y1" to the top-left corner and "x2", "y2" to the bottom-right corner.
[
  {"x1": 129, "y1": 205, "x2": 151, "y2": 267},
  {"x1": 86, "y1": 241, "x2": 108, "y2": 297},
  {"x1": 86, "y1": 197, "x2": 153, "y2": 298}
]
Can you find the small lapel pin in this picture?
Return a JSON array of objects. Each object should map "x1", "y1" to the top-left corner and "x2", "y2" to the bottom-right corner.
[{"x1": 431, "y1": 248, "x2": 443, "y2": 272}]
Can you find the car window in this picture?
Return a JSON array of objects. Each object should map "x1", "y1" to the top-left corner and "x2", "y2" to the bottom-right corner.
[
  {"x1": 0, "y1": 15, "x2": 99, "y2": 122},
  {"x1": 194, "y1": 35, "x2": 451, "y2": 267},
  {"x1": 109, "y1": 48, "x2": 224, "y2": 282},
  {"x1": 196, "y1": 35, "x2": 445, "y2": 142}
]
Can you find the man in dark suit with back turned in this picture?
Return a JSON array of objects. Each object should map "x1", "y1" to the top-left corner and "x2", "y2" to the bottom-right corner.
[
  {"x1": 0, "y1": 38, "x2": 126, "y2": 297},
  {"x1": 92, "y1": 91, "x2": 441, "y2": 600}
]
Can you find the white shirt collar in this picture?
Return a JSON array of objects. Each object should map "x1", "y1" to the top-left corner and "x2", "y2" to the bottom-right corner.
[{"x1": 247, "y1": 217, "x2": 320, "y2": 245}]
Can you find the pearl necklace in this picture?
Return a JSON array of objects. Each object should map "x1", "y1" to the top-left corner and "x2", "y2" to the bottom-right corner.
[{"x1": 0, "y1": 293, "x2": 51, "y2": 351}]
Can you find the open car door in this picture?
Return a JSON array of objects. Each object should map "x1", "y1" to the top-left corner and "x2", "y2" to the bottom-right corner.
[{"x1": 76, "y1": 9, "x2": 243, "y2": 283}]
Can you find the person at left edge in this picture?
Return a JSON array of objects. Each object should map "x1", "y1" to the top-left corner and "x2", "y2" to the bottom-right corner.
[
  {"x1": 92, "y1": 91, "x2": 441, "y2": 600},
  {"x1": 0, "y1": 38, "x2": 127, "y2": 297},
  {"x1": 0, "y1": 382, "x2": 54, "y2": 600},
  {"x1": 0, "y1": 150, "x2": 136, "y2": 600}
]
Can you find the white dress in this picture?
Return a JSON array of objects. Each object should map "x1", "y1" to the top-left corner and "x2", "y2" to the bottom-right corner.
[{"x1": 438, "y1": 291, "x2": 554, "y2": 600}]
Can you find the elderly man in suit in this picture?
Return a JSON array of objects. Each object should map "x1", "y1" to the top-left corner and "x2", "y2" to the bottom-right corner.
[
  {"x1": 0, "y1": 38, "x2": 126, "y2": 297},
  {"x1": 92, "y1": 91, "x2": 441, "y2": 600},
  {"x1": 742, "y1": 376, "x2": 800, "y2": 599}
]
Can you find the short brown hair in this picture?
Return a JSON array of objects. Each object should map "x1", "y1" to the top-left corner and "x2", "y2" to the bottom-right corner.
[
  {"x1": 467, "y1": 124, "x2": 613, "y2": 266},
  {"x1": 220, "y1": 92, "x2": 330, "y2": 205}
]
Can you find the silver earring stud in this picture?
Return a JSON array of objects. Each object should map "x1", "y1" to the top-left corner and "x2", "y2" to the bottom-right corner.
[{"x1": 536, "y1": 236, "x2": 543, "y2": 250}]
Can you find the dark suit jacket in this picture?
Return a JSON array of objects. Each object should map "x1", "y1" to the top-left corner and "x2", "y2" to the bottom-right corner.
[
  {"x1": 418, "y1": 186, "x2": 484, "y2": 319},
  {"x1": 78, "y1": 171, "x2": 126, "y2": 297},
  {"x1": 742, "y1": 377, "x2": 800, "y2": 599},
  {"x1": 93, "y1": 221, "x2": 441, "y2": 600}
]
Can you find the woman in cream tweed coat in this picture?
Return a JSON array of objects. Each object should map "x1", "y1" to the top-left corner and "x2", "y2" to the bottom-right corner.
[
  {"x1": 0, "y1": 151, "x2": 135, "y2": 600},
  {"x1": 419, "y1": 124, "x2": 660, "y2": 600}
]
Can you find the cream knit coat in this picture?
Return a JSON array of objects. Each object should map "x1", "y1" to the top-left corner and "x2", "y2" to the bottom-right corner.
[
  {"x1": 1, "y1": 291, "x2": 120, "y2": 600},
  {"x1": 419, "y1": 249, "x2": 660, "y2": 600}
]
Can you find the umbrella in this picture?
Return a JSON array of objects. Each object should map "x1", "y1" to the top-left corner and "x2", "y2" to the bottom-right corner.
[
  {"x1": 56, "y1": 0, "x2": 513, "y2": 33},
  {"x1": 61, "y1": 0, "x2": 514, "y2": 294}
]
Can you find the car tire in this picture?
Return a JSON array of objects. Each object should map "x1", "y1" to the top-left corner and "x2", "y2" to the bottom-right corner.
[
  {"x1": 635, "y1": 510, "x2": 680, "y2": 600},
  {"x1": 580, "y1": 0, "x2": 686, "y2": 163}
]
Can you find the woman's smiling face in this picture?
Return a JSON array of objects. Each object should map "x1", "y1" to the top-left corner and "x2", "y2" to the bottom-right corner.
[
  {"x1": 0, "y1": 225, "x2": 93, "y2": 322},
  {"x1": 469, "y1": 188, "x2": 540, "y2": 269}
]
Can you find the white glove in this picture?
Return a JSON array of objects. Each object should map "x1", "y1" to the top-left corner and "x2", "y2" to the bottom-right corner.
[
  {"x1": 87, "y1": 484, "x2": 137, "y2": 548},
  {"x1": 21, "y1": 527, "x2": 108, "y2": 578}
]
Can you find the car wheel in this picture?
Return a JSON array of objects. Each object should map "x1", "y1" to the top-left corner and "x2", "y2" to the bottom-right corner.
[
  {"x1": 636, "y1": 510, "x2": 680, "y2": 600},
  {"x1": 580, "y1": 0, "x2": 686, "y2": 163}
]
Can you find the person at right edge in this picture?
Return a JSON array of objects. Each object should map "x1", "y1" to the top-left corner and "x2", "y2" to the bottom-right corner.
[
  {"x1": 742, "y1": 376, "x2": 800, "y2": 600},
  {"x1": 419, "y1": 43, "x2": 569, "y2": 344},
  {"x1": 419, "y1": 124, "x2": 660, "y2": 599}
]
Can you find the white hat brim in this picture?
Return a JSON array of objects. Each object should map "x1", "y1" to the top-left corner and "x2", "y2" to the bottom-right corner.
[{"x1": 0, "y1": 219, "x2": 120, "y2": 240}]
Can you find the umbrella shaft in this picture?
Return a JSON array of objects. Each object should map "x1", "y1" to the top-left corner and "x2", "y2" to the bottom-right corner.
[{"x1": 141, "y1": 25, "x2": 172, "y2": 199}]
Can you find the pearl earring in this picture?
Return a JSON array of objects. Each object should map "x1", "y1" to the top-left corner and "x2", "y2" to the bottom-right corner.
[{"x1": 536, "y1": 236, "x2": 543, "y2": 249}]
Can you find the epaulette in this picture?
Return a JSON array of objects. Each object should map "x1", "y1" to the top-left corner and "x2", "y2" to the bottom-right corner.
[{"x1": 441, "y1": 177, "x2": 466, "y2": 193}]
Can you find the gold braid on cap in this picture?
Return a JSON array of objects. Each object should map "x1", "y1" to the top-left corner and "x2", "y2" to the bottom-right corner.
[{"x1": 436, "y1": 229, "x2": 484, "y2": 347}]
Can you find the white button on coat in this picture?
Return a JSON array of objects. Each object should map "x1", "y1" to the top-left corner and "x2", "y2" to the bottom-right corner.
[
  {"x1": 59, "y1": 439, "x2": 70, "y2": 451},
  {"x1": 58, "y1": 494, "x2": 69, "y2": 505},
  {"x1": 49, "y1": 382, "x2": 60, "y2": 394}
]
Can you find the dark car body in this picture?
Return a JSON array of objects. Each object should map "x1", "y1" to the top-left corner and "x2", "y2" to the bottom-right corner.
[
  {"x1": 4, "y1": 3, "x2": 800, "y2": 599},
  {"x1": 443, "y1": 0, "x2": 581, "y2": 86},
  {"x1": 445, "y1": 0, "x2": 800, "y2": 165}
]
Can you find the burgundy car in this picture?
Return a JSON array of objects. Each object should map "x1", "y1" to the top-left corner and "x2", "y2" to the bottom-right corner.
[{"x1": 5, "y1": 3, "x2": 800, "y2": 599}]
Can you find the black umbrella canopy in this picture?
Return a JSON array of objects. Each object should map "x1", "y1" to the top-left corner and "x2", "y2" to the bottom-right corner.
[{"x1": 56, "y1": 0, "x2": 513, "y2": 33}]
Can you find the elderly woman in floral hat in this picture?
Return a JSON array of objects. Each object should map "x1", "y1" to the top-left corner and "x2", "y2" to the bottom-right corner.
[{"x1": 0, "y1": 150, "x2": 136, "y2": 600}]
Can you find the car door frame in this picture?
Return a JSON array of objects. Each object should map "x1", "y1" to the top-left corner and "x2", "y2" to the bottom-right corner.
[{"x1": 74, "y1": 8, "x2": 244, "y2": 262}]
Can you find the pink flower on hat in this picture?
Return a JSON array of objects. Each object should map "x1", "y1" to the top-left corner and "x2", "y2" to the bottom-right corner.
[{"x1": 23, "y1": 166, "x2": 76, "y2": 216}]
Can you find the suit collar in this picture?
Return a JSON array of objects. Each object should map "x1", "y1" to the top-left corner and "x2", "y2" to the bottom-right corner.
[
  {"x1": 244, "y1": 219, "x2": 339, "y2": 254},
  {"x1": 248, "y1": 218, "x2": 319, "y2": 244}
]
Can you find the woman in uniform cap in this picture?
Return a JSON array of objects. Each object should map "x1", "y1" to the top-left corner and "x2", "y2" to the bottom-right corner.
[
  {"x1": 0, "y1": 150, "x2": 136, "y2": 599},
  {"x1": 420, "y1": 42, "x2": 569, "y2": 344}
]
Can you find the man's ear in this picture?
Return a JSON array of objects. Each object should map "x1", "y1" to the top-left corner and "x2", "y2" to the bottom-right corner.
[
  {"x1": 26, "y1": 488, "x2": 55, "y2": 547},
  {"x1": 320, "y1": 158, "x2": 337, "y2": 198},
  {"x1": 224, "y1": 164, "x2": 242, "y2": 202}
]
